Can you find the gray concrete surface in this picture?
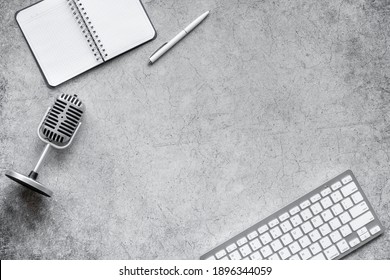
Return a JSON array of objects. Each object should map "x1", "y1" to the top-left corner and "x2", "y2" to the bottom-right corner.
[{"x1": 1, "y1": 0, "x2": 390, "y2": 259}]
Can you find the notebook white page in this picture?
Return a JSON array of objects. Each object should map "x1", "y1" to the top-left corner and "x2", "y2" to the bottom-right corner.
[
  {"x1": 17, "y1": 0, "x2": 102, "y2": 86},
  {"x1": 79, "y1": 0, "x2": 156, "y2": 60}
]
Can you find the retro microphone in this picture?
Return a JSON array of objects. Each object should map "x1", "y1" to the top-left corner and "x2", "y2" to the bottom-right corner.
[{"x1": 5, "y1": 94, "x2": 85, "y2": 197}]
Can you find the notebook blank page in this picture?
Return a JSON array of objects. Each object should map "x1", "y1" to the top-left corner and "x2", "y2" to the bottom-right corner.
[
  {"x1": 17, "y1": 0, "x2": 102, "y2": 86},
  {"x1": 80, "y1": 0, "x2": 156, "y2": 60}
]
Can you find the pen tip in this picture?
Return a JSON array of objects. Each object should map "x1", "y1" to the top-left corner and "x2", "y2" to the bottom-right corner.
[{"x1": 148, "y1": 60, "x2": 153, "y2": 65}]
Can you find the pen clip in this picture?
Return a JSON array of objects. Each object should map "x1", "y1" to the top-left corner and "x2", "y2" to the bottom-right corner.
[{"x1": 150, "y1": 42, "x2": 168, "y2": 57}]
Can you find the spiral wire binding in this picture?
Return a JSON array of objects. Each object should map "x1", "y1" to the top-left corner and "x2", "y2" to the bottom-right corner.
[{"x1": 66, "y1": 0, "x2": 108, "y2": 61}]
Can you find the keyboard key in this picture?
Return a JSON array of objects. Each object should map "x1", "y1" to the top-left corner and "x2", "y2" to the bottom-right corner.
[
  {"x1": 280, "y1": 220, "x2": 293, "y2": 233},
  {"x1": 300, "y1": 200, "x2": 311, "y2": 209},
  {"x1": 289, "y1": 254, "x2": 301, "y2": 260},
  {"x1": 341, "y1": 175, "x2": 353, "y2": 185},
  {"x1": 309, "y1": 229, "x2": 321, "y2": 242},
  {"x1": 320, "y1": 197, "x2": 333, "y2": 209},
  {"x1": 369, "y1": 225, "x2": 381, "y2": 235},
  {"x1": 258, "y1": 225, "x2": 269, "y2": 235},
  {"x1": 301, "y1": 221, "x2": 314, "y2": 234},
  {"x1": 319, "y1": 223, "x2": 331, "y2": 236},
  {"x1": 260, "y1": 245, "x2": 272, "y2": 258},
  {"x1": 220, "y1": 256, "x2": 228, "y2": 260},
  {"x1": 259, "y1": 232, "x2": 272, "y2": 245},
  {"x1": 329, "y1": 217, "x2": 342, "y2": 230},
  {"x1": 310, "y1": 252, "x2": 326, "y2": 260},
  {"x1": 281, "y1": 233, "x2": 293, "y2": 246},
  {"x1": 339, "y1": 212, "x2": 352, "y2": 224},
  {"x1": 247, "y1": 231, "x2": 258, "y2": 240},
  {"x1": 270, "y1": 239, "x2": 283, "y2": 252},
  {"x1": 340, "y1": 224, "x2": 352, "y2": 237},
  {"x1": 311, "y1": 202, "x2": 323, "y2": 215},
  {"x1": 329, "y1": 230, "x2": 342, "y2": 243},
  {"x1": 350, "y1": 211, "x2": 374, "y2": 231},
  {"x1": 250, "y1": 251, "x2": 262, "y2": 260},
  {"x1": 249, "y1": 238, "x2": 262, "y2": 251},
  {"x1": 291, "y1": 227, "x2": 303, "y2": 240},
  {"x1": 311, "y1": 216, "x2": 324, "y2": 228},
  {"x1": 268, "y1": 253, "x2": 280, "y2": 260},
  {"x1": 319, "y1": 236, "x2": 332, "y2": 249},
  {"x1": 310, "y1": 194, "x2": 321, "y2": 203},
  {"x1": 331, "y1": 181, "x2": 342, "y2": 191},
  {"x1": 239, "y1": 244, "x2": 252, "y2": 257},
  {"x1": 289, "y1": 206, "x2": 300, "y2": 216},
  {"x1": 351, "y1": 191, "x2": 363, "y2": 204},
  {"x1": 290, "y1": 215, "x2": 303, "y2": 227},
  {"x1": 341, "y1": 182, "x2": 357, "y2": 197},
  {"x1": 289, "y1": 241, "x2": 301, "y2": 254},
  {"x1": 226, "y1": 243, "x2": 237, "y2": 253},
  {"x1": 321, "y1": 209, "x2": 334, "y2": 222},
  {"x1": 336, "y1": 239, "x2": 350, "y2": 253},
  {"x1": 298, "y1": 235, "x2": 311, "y2": 248},
  {"x1": 349, "y1": 238, "x2": 360, "y2": 248},
  {"x1": 357, "y1": 226, "x2": 368, "y2": 236},
  {"x1": 331, "y1": 203, "x2": 343, "y2": 216},
  {"x1": 278, "y1": 247, "x2": 291, "y2": 260},
  {"x1": 330, "y1": 191, "x2": 343, "y2": 203},
  {"x1": 341, "y1": 197, "x2": 353, "y2": 210},
  {"x1": 229, "y1": 250, "x2": 242, "y2": 260},
  {"x1": 270, "y1": 226, "x2": 283, "y2": 239},
  {"x1": 279, "y1": 212, "x2": 290, "y2": 222},
  {"x1": 324, "y1": 245, "x2": 340, "y2": 259},
  {"x1": 349, "y1": 201, "x2": 369, "y2": 219},
  {"x1": 300, "y1": 208, "x2": 313, "y2": 221},
  {"x1": 299, "y1": 248, "x2": 312, "y2": 260},
  {"x1": 206, "y1": 255, "x2": 216, "y2": 260},
  {"x1": 237, "y1": 237, "x2": 248, "y2": 246},
  {"x1": 216, "y1": 249, "x2": 226, "y2": 259},
  {"x1": 321, "y1": 187, "x2": 332, "y2": 197},
  {"x1": 309, "y1": 242, "x2": 321, "y2": 255},
  {"x1": 359, "y1": 231, "x2": 370, "y2": 241},
  {"x1": 268, "y1": 219, "x2": 279, "y2": 228}
]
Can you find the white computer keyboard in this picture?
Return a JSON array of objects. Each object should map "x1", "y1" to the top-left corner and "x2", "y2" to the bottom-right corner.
[{"x1": 201, "y1": 170, "x2": 384, "y2": 260}]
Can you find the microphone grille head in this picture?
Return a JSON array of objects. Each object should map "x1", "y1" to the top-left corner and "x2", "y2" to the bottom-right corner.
[{"x1": 39, "y1": 94, "x2": 86, "y2": 146}]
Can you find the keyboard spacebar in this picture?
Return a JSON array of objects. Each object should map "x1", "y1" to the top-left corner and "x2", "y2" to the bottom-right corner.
[
  {"x1": 310, "y1": 253, "x2": 326, "y2": 260},
  {"x1": 350, "y1": 211, "x2": 374, "y2": 231}
]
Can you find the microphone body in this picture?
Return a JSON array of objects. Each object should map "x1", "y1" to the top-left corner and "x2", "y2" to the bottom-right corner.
[{"x1": 5, "y1": 94, "x2": 85, "y2": 197}]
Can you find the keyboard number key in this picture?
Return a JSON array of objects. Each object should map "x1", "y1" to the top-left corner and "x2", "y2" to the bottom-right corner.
[
  {"x1": 310, "y1": 202, "x2": 323, "y2": 215},
  {"x1": 300, "y1": 208, "x2": 313, "y2": 221},
  {"x1": 260, "y1": 232, "x2": 272, "y2": 245},
  {"x1": 280, "y1": 220, "x2": 293, "y2": 233},
  {"x1": 290, "y1": 215, "x2": 303, "y2": 227},
  {"x1": 229, "y1": 250, "x2": 242, "y2": 260},
  {"x1": 341, "y1": 197, "x2": 353, "y2": 210},
  {"x1": 239, "y1": 244, "x2": 252, "y2": 257},
  {"x1": 330, "y1": 190, "x2": 343, "y2": 203},
  {"x1": 270, "y1": 226, "x2": 283, "y2": 239},
  {"x1": 249, "y1": 238, "x2": 262, "y2": 251}
]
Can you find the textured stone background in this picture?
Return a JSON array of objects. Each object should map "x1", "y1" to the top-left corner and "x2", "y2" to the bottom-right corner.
[{"x1": 1, "y1": 0, "x2": 390, "y2": 259}]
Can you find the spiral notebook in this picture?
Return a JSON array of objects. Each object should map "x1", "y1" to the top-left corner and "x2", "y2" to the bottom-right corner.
[{"x1": 16, "y1": 0, "x2": 156, "y2": 87}]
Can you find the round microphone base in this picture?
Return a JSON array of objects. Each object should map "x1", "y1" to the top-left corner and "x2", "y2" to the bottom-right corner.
[{"x1": 5, "y1": 170, "x2": 53, "y2": 197}]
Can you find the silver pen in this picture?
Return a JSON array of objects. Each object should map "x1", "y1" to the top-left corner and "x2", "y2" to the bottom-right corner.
[{"x1": 149, "y1": 11, "x2": 210, "y2": 64}]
